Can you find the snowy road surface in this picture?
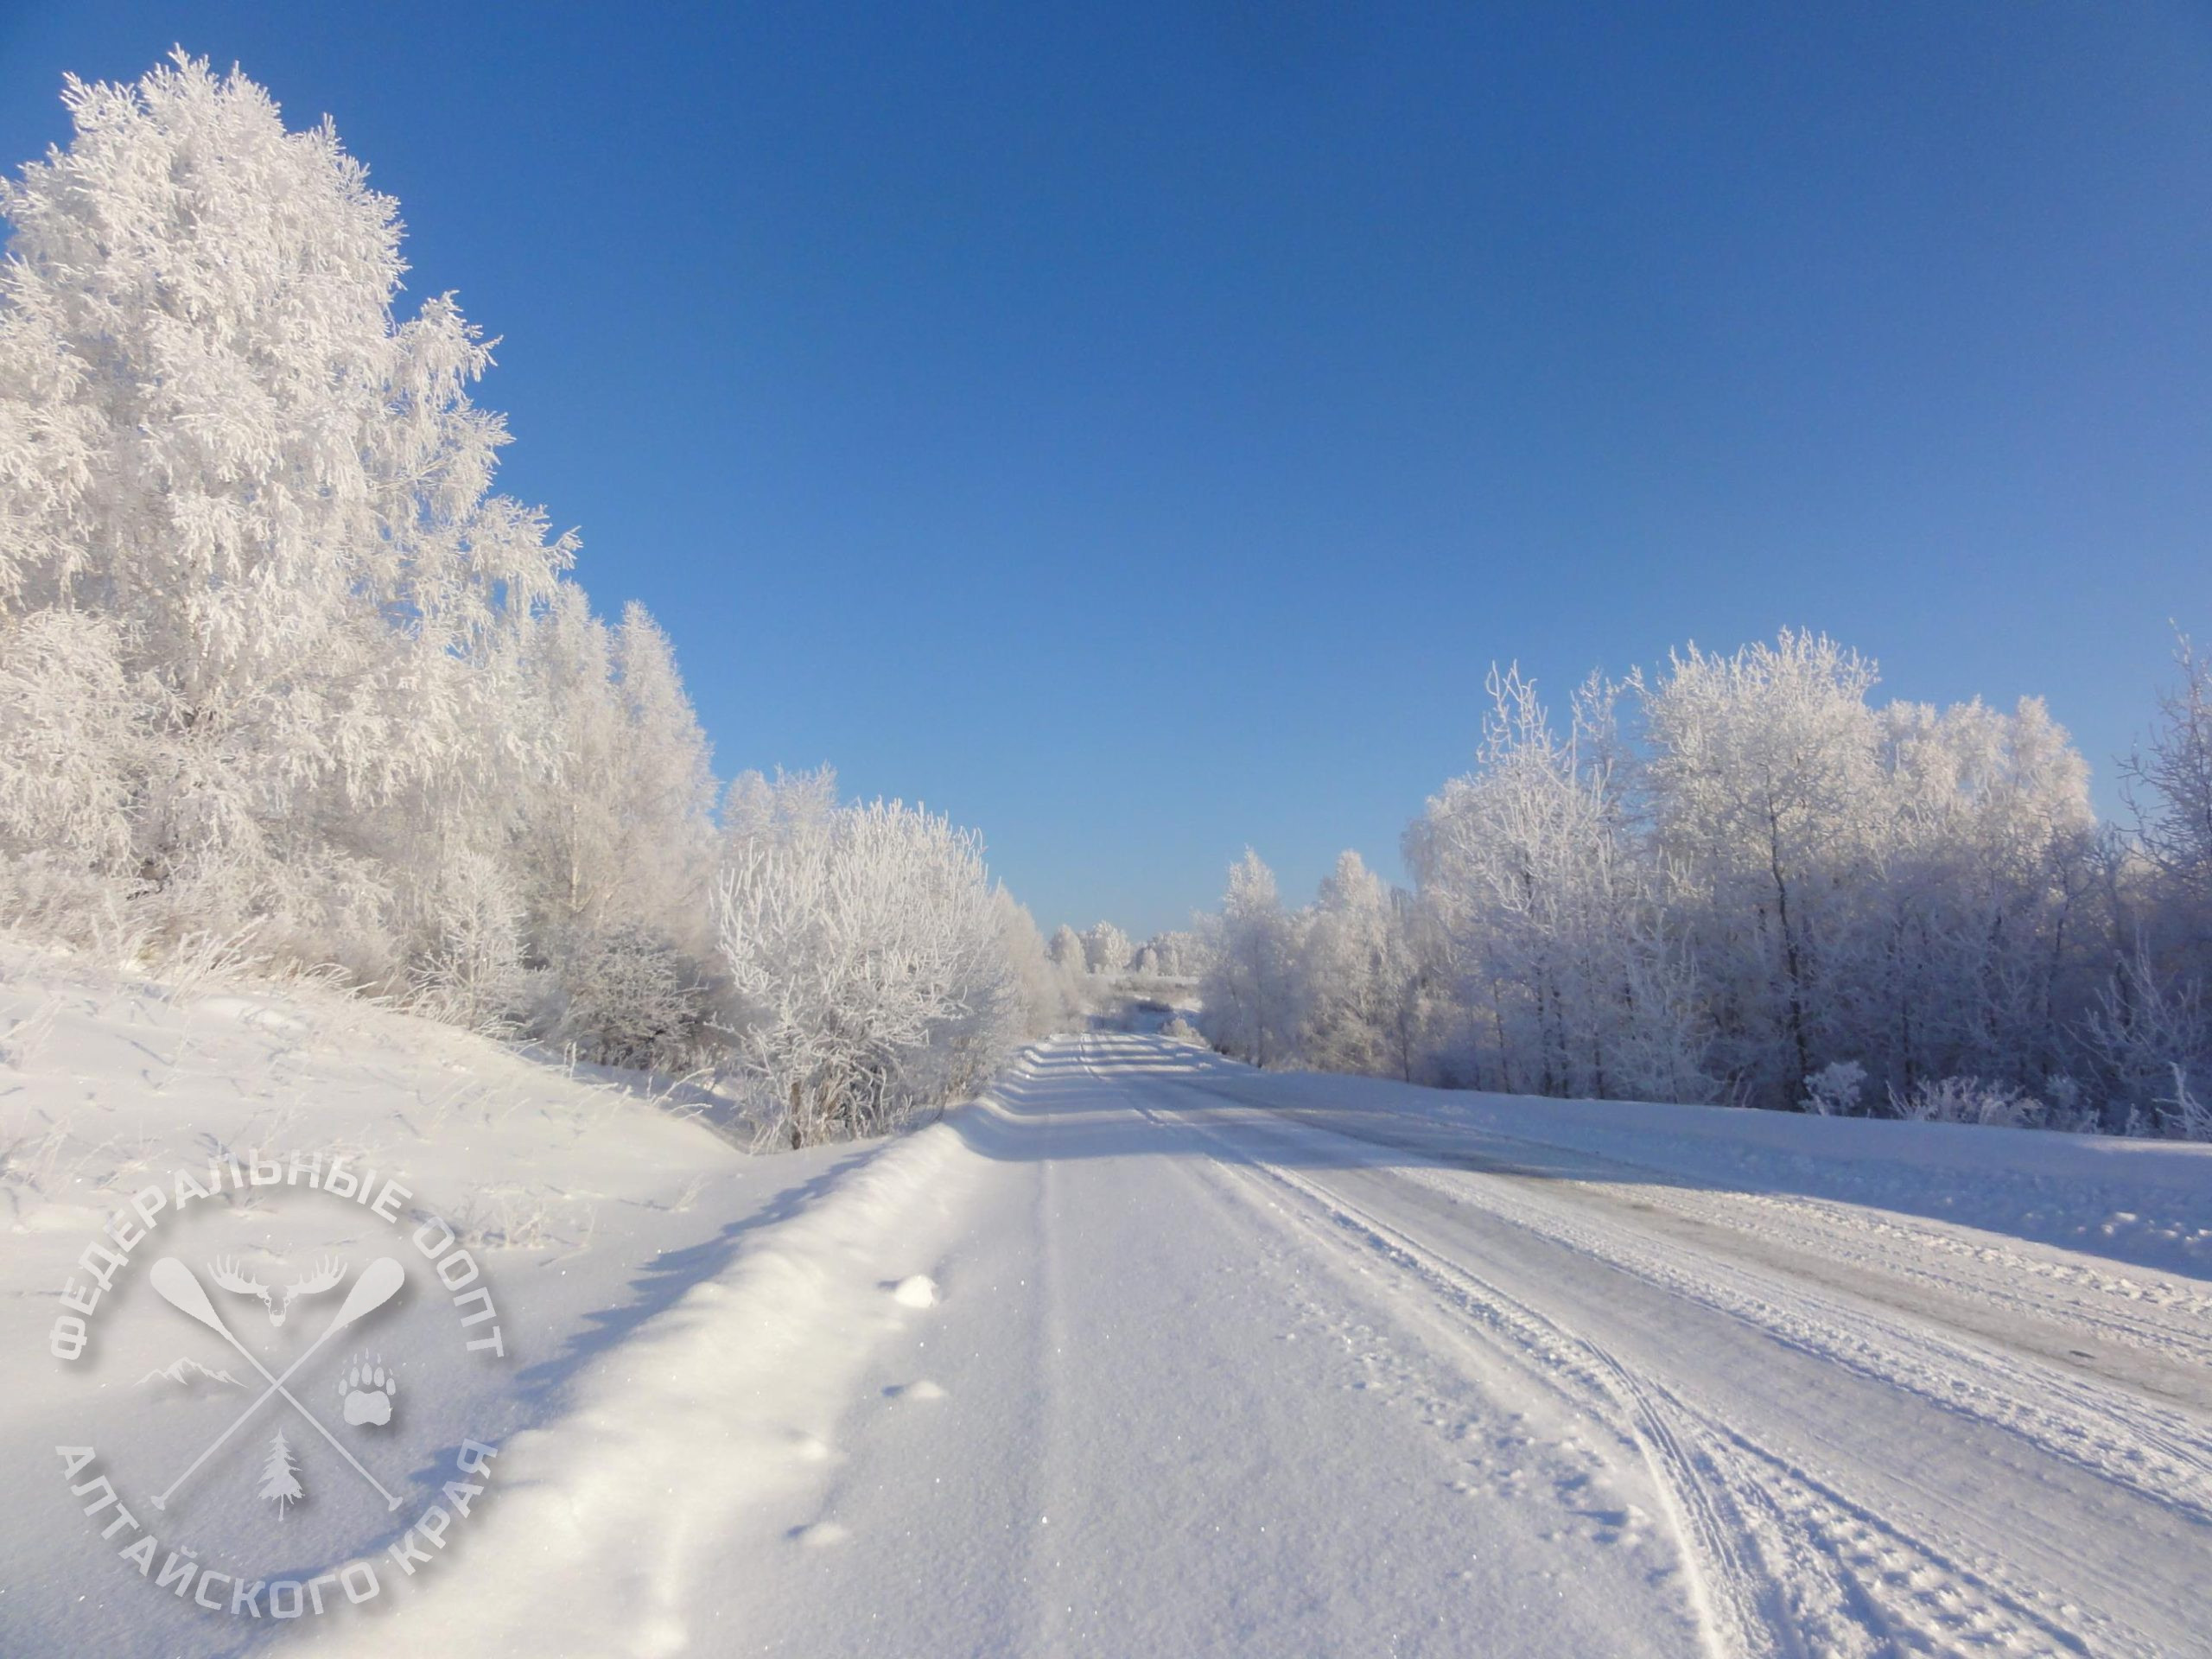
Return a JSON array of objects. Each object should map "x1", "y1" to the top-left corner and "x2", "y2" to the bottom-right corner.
[{"x1": 313, "y1": 1033, "x2": 2212, "y2": 1659}]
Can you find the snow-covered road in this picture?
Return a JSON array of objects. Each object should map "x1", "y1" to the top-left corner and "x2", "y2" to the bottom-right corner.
[
  {"x1": 342, "y1": 1033, "x2": 2211, "y2": 1658},
  {"x1": 1079, "y1": 1047, "x2": 2212, "y2": 1659}
]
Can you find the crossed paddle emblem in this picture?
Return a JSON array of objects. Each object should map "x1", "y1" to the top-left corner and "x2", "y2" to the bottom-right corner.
[{"x1": 144, "y1": 1255, "x2": 407, "y2": 1513}]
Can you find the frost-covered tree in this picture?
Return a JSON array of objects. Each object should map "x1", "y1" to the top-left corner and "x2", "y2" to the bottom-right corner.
[
  {"x1": 511, "y1": 586, "x2": 619, "y2": 927},
  {"x1": 1082, "y1": 921, "x2": 1133, "y2": 978},
  {"x1": 721, "y1": 765, "x2": 839, "y2": 857},
  {"x1": 2121, "y1": 632, "x2": 2212, "y2": 979},
  {"x1": 1637, "y1": 632, "x2": 1882, "y2": 1106},
  {"x1": 713, "y1": 779, "x2": 1021, "y2": 1145},
  {"x1": 0, "y1": 611, "x2": 140, "y2": 899},
  {"x1": 0, "y1": 54, "x2": 569, "y2": 970},
  {"x1": 0, "y1": 54, "x2": 1058, "y2": 1136},
  {"x1": 2089, "y1": 641, "x2": 2212, "y2": 1134},
  {"x1": 407, "y1": 850, "x2": 532, "y2": 1034},
  {"x1": 1857, "y1": 696, "x2": 2099, "y2": 1098},
  {"x1": 997, "y1": 893, "x2": 1079, "y2": 1038},
  {"x1": 1217, "y1": 629, "x2": 2150, "y2": 1132},
  {"x1": 1295, "y1": 851, "x2": 1423, "y2": 1080},
  {"x1": 1407, "y1": 668, "x2": 1708, "y2": 1102},
  {"x1": 0, "y1": 48, "x2": 1078, "y2": 1154},
  {"x1": 509, "y1": 588, "x2": 715, "y2": 1058},
  {"x1": 1048, "y1": 925, "x2": 1089, "y2": 977},
  {"x1": 1197, "y1": 851, "x2": 1300, "y2": 1067},
  {"x1": 1135, "y1": 929, "x2": 1209, "y2": 980}
]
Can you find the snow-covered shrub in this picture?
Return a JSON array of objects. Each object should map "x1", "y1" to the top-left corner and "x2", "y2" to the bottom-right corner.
[
  {"x1": 408, "y1": 854, "x2": 532, "y2": 1035},
  {"x1": 2083, "y1": 945, "x2": 2209, "y2": 1139},
  {"x1": 1160, "y1": 1015, "x2": 1204, "y2": 1045},
  {"x1": 1802, "y1": 1060, "x2": 1867, "y2": 1117},
  {"x1": 1888, "y1": 1076, "x2": 2045, "y2": 1129},
  {"x1": 714, "y1": 785, "x2": 1020, "y2": 1146},
  {"x1": 552, "y1": 924, "x2": 705, "y2": 1070},
  {"x1": 2159, "y1": 1065, "x2": 2212, "y2": 1143},
  {"x1": 448, "y1": 1183, "x2": 584, "y2": 1252}
]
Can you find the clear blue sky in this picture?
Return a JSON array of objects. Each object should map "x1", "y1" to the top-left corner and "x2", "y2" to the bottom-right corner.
[{"x1": 3, "y1": 5, "x2": 2207, "y2": 938}]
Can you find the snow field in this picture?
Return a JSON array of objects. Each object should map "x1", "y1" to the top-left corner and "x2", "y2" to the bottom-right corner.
[{"x1": 10, "y1": 950, "x2": 2212, "y2": 1658}]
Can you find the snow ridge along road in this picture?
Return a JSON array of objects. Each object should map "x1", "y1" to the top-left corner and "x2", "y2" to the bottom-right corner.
[
  {"x1": 308, "y1": 1034, "x2": 2212, "y2": 1658},
  {"x1": 304, "y1": 1105, "x2": 995, "y2": 1659}
]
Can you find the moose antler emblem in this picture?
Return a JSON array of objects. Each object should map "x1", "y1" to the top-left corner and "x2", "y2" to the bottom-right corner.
[{"x1": 208, "y1": 1255, "x2": 349, "y2": 1327}]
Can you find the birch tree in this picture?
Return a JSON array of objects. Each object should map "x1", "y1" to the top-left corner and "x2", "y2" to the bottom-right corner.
[
  {"x1": 1198, "y1": 851, "x2": 1300, "y2": 1067},
  {"x1": 0, "y1": 53, "x2": 568, "y2": 968},
  {"x1": 1637, "y1": 632, "x2": 1881, "y2": 1106},
  {"x1": 1296, "y1": 851, "x2": 1423, "y2": 1079},
  {"x1": 1406, "y1": 667, "x2": 1707, "y2": 1101}
]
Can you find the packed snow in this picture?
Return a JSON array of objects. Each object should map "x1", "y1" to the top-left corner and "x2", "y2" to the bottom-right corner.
[{"x1": 8, "y1": 950, "x2": 2209, "y2": 1656}]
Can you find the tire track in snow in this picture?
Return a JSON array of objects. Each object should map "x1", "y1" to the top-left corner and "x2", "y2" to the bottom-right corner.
[
  {"x1": 1084, "y1": 1044, "x2": 2180, "y2": 1656},
  {"x1": 1369, "y1": 1156, "x2": 2212, "y2": 1525},
  {"x1": 1629, "y1": 1184, "x2": 2212, "y2": 1377},
  {"x1": 1236, "y1": 1088, "x2": 2212, "y2": 1386},
  {"x1": 1165, "y1": 1070, "x2": 2212, "y2": 1513},
  {"x1": 1213, "y1": 1145, "x2": 2126, "y2": 1658},
  {"x1": 1088, "y1": 1056, "x2": 1789, "y2": 1659}
]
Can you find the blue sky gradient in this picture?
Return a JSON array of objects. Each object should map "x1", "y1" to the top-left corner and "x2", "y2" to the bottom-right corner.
[{"x1": 3, "y1": 4, "x2": 2207, "y2": 936}]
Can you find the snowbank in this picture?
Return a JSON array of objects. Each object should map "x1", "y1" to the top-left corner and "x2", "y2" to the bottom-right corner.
[{"x1": 1178, "y1": 1053, "x2": 2212, "y2": 1280}]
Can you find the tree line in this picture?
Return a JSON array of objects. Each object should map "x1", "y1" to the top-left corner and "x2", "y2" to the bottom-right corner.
[
  {"x1": 0, "y1": 55, "x2": 1074, "y2": 1146},
  {"x1": 1198, "y1": 631, "x2": 2212, "y2": 1139}
]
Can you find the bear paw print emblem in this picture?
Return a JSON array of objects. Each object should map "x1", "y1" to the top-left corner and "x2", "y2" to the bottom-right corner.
[{"x1": 339, "y1": 1356, "x2": 398, "y2": 1427}]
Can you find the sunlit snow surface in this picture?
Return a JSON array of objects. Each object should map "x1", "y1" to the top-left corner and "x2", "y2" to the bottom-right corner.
[{"x1": 4, "y1": 950, "x2": 2209, "y2": 1656}]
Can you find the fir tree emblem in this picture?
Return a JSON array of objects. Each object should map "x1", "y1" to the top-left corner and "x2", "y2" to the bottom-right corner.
[{"x1": 257, "y1": 1430, "x2": 304, "y2": 1517}]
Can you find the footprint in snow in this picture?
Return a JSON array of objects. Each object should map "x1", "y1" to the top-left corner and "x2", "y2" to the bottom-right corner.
[
  {"x1": 790, "y1": 1520, "x2": 849, "y2": 1548},
  {"x1": 883, "y1": 1379, "x2": 947, "y2": 1401}
]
